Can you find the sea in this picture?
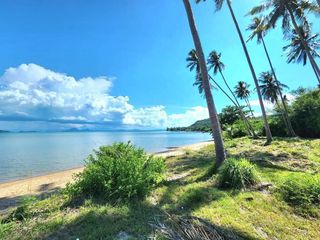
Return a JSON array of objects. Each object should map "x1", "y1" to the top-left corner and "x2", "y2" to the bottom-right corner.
[{"x1": 0, "y1": 131, "x2": 211, "y2": 182}]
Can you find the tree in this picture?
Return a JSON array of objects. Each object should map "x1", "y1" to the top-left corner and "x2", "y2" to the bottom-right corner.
[
  {"x1": 259, "y1": 72, "x2": 293, "y2": 135},
  {"x1": 234, "y1": 81, "x2": 254, "y2": 117},
  {"x1": 291, "y1": 88, "x2": 320, "y2": 138},
  {"x1": 249, "y1": 0, "x2": 320, "y2": 84},
  {"x1": 207, "y1": 50, "x2": 256, "y2": 137},
  {"x1": 219, "y1": 105, "x2": 248, "y2": 126},
  {"x1": 247, "y1": 17, "x2": 296, "y2": 136},
  {"x1": 196, "y1": 0, "x2": 273, "y2": 144},
  {"x1": 183, "y1": 0, "x2": 226, "y2": 167},
  {"x1": 283, "y1": 24, "x2": 320, "y2": 84}
]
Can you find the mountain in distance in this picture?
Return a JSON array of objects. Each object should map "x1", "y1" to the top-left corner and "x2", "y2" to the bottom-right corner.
[{"x1": 167, "y1": 118, "x2": 211, "y2": 132}]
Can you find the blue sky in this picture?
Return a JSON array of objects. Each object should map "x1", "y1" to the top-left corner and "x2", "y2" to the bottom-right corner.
[{"x1": 0, "y1": 0, "x2": 318, "y2": 131}]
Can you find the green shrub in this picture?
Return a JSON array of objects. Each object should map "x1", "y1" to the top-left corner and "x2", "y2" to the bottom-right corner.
[
  {"x1": 291, "y1": 89, "x2": 320, "y2": 138},
  {"x1": 66, "y1": 142, "x2": 166, "y2": 201},
  {"x1": 218, "y1": 158, "x2": 259, "y2": 189},
  {"x1": 279, "y1": 174, "x2": 320, "y2": 208}
]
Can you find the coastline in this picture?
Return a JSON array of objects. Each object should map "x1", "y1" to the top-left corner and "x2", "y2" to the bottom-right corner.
[{"x1": 0, "y1": 140, "x2": 213, "y2": 212}]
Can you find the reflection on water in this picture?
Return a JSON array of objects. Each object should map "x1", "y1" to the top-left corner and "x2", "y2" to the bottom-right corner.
[{"x1": 0, "y1": 131, "x2": 211, "y2": 182}]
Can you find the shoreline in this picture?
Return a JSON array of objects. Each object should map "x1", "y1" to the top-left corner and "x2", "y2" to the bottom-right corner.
[{"x1": 0, "y1": 140, "x2": 213, "y2": 212}]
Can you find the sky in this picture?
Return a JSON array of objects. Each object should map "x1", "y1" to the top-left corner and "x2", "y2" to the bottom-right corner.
[{"x1": 0, "y1": 0, "x2": 318, "y2": 131}]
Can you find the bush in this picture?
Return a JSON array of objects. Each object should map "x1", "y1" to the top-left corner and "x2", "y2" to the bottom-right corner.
[
  {"x1": 291, "y1": 89, "x2": 320, "y2": 138},
  {"x1": 66, "y1": 142, "x2": 166, "y2": 201},
  {"x1": 218, "y1": 158, "x2": 259, "y2": 189},
  {"x1": 263, "y1": 115, "x2": 288, "y2": 137},
  {"x1": 279, "y1": 174, "x2": 320, "y2": 208}
]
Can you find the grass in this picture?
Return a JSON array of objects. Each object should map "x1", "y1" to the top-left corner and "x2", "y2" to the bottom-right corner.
[{"x1": 1, "y1": 137, "x2": 320, "y2": 239}]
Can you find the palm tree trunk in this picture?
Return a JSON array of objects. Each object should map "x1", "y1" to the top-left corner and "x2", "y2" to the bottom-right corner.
[
  {"x1": 209, "y1": 75, "x2": 256, "y2": 137},
  {"x1": 310, "y1": 56, "x2": 320, "y2": 85},
  {"x1": 226, "y1": 0, "x2": 272, "y2": 144},
  {"x1": 275, "y1": 99, "x2": 290, "y2": 136},
  {"x1": 218, "y1": 69, "x2": 257, "y2": 137},
  {"x1": 261, "y1": 37, "x2": 296, "y2": 137},
  {"x1": 287, "y1": 6, "x2": 320, "y2": 85},
  {"x1": 245, "y1": 98, "x2": 254, "y2": 117},
  {"x1": 183, "y1": 0, "x2": 226, "y2": 167}
]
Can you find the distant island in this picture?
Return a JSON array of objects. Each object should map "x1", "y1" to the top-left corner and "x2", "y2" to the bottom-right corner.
[{"x1": 0, "y1": 130, "x2": 10, "y2": 133}]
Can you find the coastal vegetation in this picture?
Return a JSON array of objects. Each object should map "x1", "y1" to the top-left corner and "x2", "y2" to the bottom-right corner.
[
  {"x1": 168, "y1": 88, "x2": 320, "y2": 139},
  {"x1": 0, "y1": 0, "x2": 319, "y2": 239},
  {"x1": 1, "y1": 137, "x2": 320, "y2": 239},
  {"x1": 65, "y1": 142, "x2": 166, "y2": 201}
]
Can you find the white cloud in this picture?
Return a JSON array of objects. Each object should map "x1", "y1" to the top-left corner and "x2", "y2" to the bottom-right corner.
[
  {"x1": 123, "y1": 106, "x2": 167, "y2": 127},
  {"x1": 167, "y1": 106, "x2": 209, "y2": 127},
  {"x1": 123, "y1": 105, "x2": 209, "y2": 128},
  {"x1": 0, "y1": 63, "x2": 210, "y2": 130},
  {"x1": 0, "y1": 64, "x2": 133, "y2": 123}
]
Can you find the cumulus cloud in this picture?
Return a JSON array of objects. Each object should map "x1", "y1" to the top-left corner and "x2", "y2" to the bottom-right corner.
[
  {"x1": 0, "y1": 64, "x2": 133, "y2": 124},
  {"x1": 123, "y1": 106, "x2": 209, "y2": 128},
  {"x1": 0, "y1": 64, "x2": 209, "y2": 130}
]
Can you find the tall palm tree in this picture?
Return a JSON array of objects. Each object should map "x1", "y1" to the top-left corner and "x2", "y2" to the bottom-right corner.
[
  {"x1": 249, "y1": 0, "x2": 320, "y2": 83},
  {"x1": 183, "y1": 0, "x2": 226, "y2": 167},
  {"x1": 234, "y1": 81, "x2": 254, "y2": 117},
  {"x1": 259, "y1": 72, "x2": 291, "y2": 134},
  {"x1": 197, "y1": 0, "x2": 273, "y2": 144},
  {"x1": 283, "y1": 24, "x2": 320, "y2": 84},
  {"x1": 207, "y1": 50, "x2": 256, "y2": 137},
  {"x1": 247, "y1": 17, "x2": 296, "y2": 136},
  {"x1": 187, "y1": 49, "x2": 235, "y2": 100}
]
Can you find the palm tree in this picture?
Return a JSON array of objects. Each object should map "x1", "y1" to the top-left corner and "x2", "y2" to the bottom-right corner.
[
  {"x1": 183, "y1": 0, "x2": 226, "y2": 167},
  {"x1": 196, "y1": 0, "x2": 273, "y2": 144},
  {"x1": 247, "y1": 17, "x2": 296, "y2": 136},
  {"x1": 283, "y1": 24, "x2": 320, "y2": 84},
  {"x1": 259, "y1": 72, "x2": 292, "y2": 134},
  {"x1": 207, "y1": 50, "x2": 256, "y2": 137},
  {"x1": 234, "y1": 81, "x2": 254, "y2": 117},
  {"x1": 249, "y1": 0, "x2": 320, "y2": 83}
]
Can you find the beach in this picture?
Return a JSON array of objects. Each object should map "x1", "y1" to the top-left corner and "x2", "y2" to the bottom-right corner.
[{"x1": 0, "y1": 140, "x2": 213, "y2": 212}]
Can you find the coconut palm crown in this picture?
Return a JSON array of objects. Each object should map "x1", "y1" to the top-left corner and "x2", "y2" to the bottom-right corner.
[
  {"x1": 283, "y1": 24, "x2": 320, "y2": 65},
  {"x1": 259, "y1": 71, "x2": 288, "y2": 103}
]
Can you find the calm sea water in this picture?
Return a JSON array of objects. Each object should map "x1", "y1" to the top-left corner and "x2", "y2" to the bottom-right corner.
[{"x1": 0, "y1": 131, "x2": 211, "y2": 182}]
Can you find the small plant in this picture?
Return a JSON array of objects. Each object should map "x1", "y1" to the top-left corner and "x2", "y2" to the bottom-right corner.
[
  {"x1": 218, "y1": 158, "x2": 259, "y2": 189},
  {"x1": 66, "y1": 142, "x2": 166, "y2": 202},
  {"x1": 2, "y1": 196, "x2": 38, "y2": 222},
  {"x1": 279, "y1": 174, "x2": 320, "y2": 209}
]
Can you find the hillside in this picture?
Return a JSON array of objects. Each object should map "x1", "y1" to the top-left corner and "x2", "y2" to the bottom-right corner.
[{"x1": 167, "y1": 118, "x2": 211, "y2": 132}]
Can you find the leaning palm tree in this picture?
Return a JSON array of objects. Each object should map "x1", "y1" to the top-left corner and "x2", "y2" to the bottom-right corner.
[
  {"x1": 207, "y1": 50, "x2": 256, "y2": 137},
  {"x1": 247, "y1": 17, "x2": 296, "y2": 136},
  {"x1": 259, "y1": 72, "x2": 292, "y2": 134},
  {"x1": 196, "y1": 0, "x2": 273, "y2": 144},
  {"x1": 283, "y1": 24, "x2": 320, "y2": 84},
  {"x1": 183, "y1": 0, "x2": 226, "y2": 167},
  {"x1": 249, "y1": 0, "x2": 320, "y2": 83},
  {"x1": 234, "y1": 81, "x2": 254, "y2": 117}
]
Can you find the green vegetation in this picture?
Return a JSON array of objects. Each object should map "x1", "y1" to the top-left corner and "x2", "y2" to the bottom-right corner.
[
  {"x1": 65, "y1": 142, "x2": 166, "y2": 201},
  {"x1": 218, "y1": 158, "x2": 260, "y2": 189},
  {"x1": 291, "y1": 89, "x2": 320, "y2": 138},
  {"x1": 1, "y1": 137, "x2": 320, "y2": 239},
  {"x1": 279, "y1": 174, "x2": 320, "y2": 215},
  {"x1": 168, "y1": 88, "x2": 320, "y2": 139}
]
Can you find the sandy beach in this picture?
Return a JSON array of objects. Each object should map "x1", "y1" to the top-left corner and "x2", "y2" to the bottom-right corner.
[{"x1": 0, "y1": 140, "x2": 213, "y2": 212}]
